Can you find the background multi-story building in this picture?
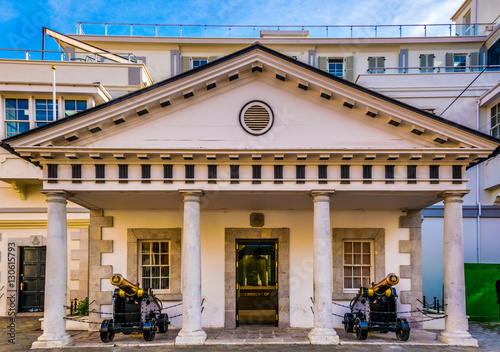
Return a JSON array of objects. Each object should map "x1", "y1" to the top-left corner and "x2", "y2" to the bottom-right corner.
[{"x1": 0, "y1": 0, "x2": 499, "y2": 341}]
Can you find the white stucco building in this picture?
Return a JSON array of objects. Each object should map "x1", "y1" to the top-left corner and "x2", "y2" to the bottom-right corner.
[{"x1": 0, "y1": 0, "x2": 499, "y2": 348}]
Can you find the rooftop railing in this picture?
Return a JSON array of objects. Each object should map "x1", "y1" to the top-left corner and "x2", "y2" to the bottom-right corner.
[
  {"x1": 365, "y1": 65, "x2": 500, "y2": 74},
  {"x1": 0, "y1": 48, "x2": 138, "y2": 63},
  {"x1": 75, "y1": 22, "x2": 493, "y2": 38}
]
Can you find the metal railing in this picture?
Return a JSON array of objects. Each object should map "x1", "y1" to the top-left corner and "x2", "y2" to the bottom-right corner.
[
  {"x1": 366, "y1": 65, "x2": 500, "y2": 74},
  {"x1": 0, "y1": 48, "x2": 138, "y2": 63},
  {"x1": 75, "y1": 22, "x2": 493, "y2": 39}
]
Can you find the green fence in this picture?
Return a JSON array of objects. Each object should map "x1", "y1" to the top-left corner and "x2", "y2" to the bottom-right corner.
[{"x1": 464, "y1": 263, "x2": 500, "y2": 322}]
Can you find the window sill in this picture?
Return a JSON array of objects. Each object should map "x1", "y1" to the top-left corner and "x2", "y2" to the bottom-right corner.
[{"x1": 155, "y1": 293, "x2": 182, "y2": 301}]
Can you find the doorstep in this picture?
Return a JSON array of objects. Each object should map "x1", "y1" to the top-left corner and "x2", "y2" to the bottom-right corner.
[{"x1": 60, "y1": 326, "x2": 446, "y2": 348}]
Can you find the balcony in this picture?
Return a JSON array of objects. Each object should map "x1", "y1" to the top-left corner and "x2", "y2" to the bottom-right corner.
[{"x1": 75, "y1": 22, "x2": 495, "y2": 39}]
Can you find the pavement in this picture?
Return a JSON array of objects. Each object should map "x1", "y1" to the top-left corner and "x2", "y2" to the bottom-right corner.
[{"x1": 1, "y1": 316, "x2": 499, "y2": 352}]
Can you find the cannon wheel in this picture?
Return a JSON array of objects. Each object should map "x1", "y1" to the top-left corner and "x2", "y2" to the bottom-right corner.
[
  {"x1": 355, "y1": 318, "x2": 368, "y2": 340},
  {"x1": 143, "y1": 319, "x2": 156, "y2": 341},
  {"x1": 396, "y1": 319, "x2": 410, "y2": 341},
  {"x1": 100, "y1": 319, "x2": 115, "y2": 343},
  {"x1": 158, "y1": 314, "x2": 168, "y2": 333},
  {"x1": 343, "y1": 313, "x2": 354, "y2": 333}
]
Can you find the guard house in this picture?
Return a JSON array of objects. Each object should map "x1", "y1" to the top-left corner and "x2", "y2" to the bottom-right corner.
[{"x1": 2, "y1": 44, "x2": 498, "y2": 347}]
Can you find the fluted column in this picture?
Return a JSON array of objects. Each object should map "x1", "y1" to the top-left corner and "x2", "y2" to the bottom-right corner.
[
  {"x1": 438, "y1": 190, "x2": 478, "y2": 346},
  {"x1": 32, "y1": 191, "x2": 72, "y2": 349},
  {"x1": 175, "y1": 190, "x2": 207, "y2": 345},
  {"x1": 308, "y1": 191, "x2": 339, "y2": 344}
]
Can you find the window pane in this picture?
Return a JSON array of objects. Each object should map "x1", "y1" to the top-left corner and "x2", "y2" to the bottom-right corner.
[
  {"x1": 362, "y1": 267, "x2": 370, "y2": 277},
  {"x1": 344, "y1": 254, "x2": 352, "y2": 264},
  {"x1": 152, "y1": 266, "x2": 160, "y2": 278},
  {"x1": 344, "y1": 277, "x2": 352, "y2": 289},
  {"x1": 353, "y1": 242, "x2": 361, "y2": 253},
  {"x1": 353, "y1": 278, "x2": 361, "y2": 288},
  {"x1": 5, "y1": 99, "x2": 16, "y2": 109},
  {"x1": 353, "y1": 254, "x2": 361, "y2": 264},
  {"x1": 362, "y1": 277, "x2": 370, "y2": 287},
  {"x1": 353, "y1": 267, "x2": 362, "y2": 276},
  {"x1": 142, "y1": 278, "x2": 149, "y2": 288},
  {"x1": 152, "y1": 254, "x2": 159, "y2": 265},
  {"x1": 161, "y1": 242, "x2": 168, "y2": 253},
  {"x1": 161, "y1": 254, "x2": 169, "y2": 265},
  {"x1": 161, "y1": 266, "x2": 169, "y2": 277},
  {"x1": 76, "y1": 100, "x2": 87, "y2": 110},
  {"x1": 18, "y1": 99, "x2": 29, "y2": 109},
  {"x1": 161, "y1": 278, "x2": 169, "y2": 289},
  {"x1": 152, "y1": 242, "x2": 160, "y2": 253},
  {"x1": 362, "y1": 254, "x2": 371, "y2": 265},
  {"x1": 152, "y1": 278, "x2": 160, "y2": 289},
  {"x1": 142, "y1": 254, "x2": 150, "y2": 265},
  {"x1": 142, "y1": 242, "x2": 150, "y2": 253},
  {"x1": 142, "y1": 266, "x2": 150, "y2": 278},
  {"x1": 344, "y1": 266, "x2": 352, "y2": 276},
  {"x1": 344, "y1": 241, "x2": 352, "y2": 253},
  {"x1": 363, "y1": 242, "x2": 370, "y2": 253}
]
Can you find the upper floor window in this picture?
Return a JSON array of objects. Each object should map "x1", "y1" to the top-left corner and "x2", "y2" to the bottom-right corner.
[
  {"x1": 419, "y1": 54, "x2": 435, "y2": 73},
  {"x1": 328, "y1": 59, "x2": 343, "y2": 77},
  {"x1": 35, "y1": 99, "x2": 59, "y2": 127},
  {"x1": 64, "y1": 100, "x2": 87, "y2": 117},
  {"x1": 368, "y1": 57, "x2": 385, "y2": 74},
  {"x1": 5, "y1": 98, "x2": 29, "y2": 137},
  {"x1": 192, "y1": 58, "x2": 207, "y2": 69},
  {"x1": 491, "y1": 103, "x2": 500, "y2": 139}
]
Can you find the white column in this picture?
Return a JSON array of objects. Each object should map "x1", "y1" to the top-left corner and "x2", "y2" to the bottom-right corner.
[
  {"x1": 175, "y1": 190, "x2": 207, "y2": 345},
  {"x1": 32, "y1": 191, "x2": 72, "y2": 349},
  {"x1": 438, "y1": 191, "x2": 478, "y2": 346},
  {"x1": 308, "y1": 191, "x2": 339, "y2": 345}
]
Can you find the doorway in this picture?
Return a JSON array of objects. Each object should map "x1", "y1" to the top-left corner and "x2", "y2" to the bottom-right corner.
[
  {"x1": 19, "y1": 247, "x2": 46, "y2": 312},
  {"x1": 236, "y1": 239, "x2": 278, "y2": 326}
]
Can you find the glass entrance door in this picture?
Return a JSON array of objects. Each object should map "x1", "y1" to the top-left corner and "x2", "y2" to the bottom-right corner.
[{"x1": 236, "y1": 239, "x2": 278, "y2": 326}]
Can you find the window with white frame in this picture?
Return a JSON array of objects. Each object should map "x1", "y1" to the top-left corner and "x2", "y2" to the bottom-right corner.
[
  {"x1": 192, "y1": 58, "x2": 208, "y2": 69},
  {"x1": 64, "y1": 100, "x2": 87, "y2": 117},
  {"x1": 5, "y1": 98, "x2": 29, "y2": 137},
  {"x1": 328, "y1": 58, "x2": 343, "y2": 77},
  {"x1": 343, "y1": 240, "x2": 373, "y2": 290},
  {"x1": 491, "y1": 102, "x2": 500, "y2": 139},
  {"x1": 35, "y1": 99, "x2": 59, "y2": 127},
  {"x1": 139, "y1": 240, "x2": 170, "y2": 291}
]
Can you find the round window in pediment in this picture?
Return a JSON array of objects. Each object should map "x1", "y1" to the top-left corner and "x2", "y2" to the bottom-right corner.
[{"x1": 239, "y1": 101, "x2": 274, "y2": 135}]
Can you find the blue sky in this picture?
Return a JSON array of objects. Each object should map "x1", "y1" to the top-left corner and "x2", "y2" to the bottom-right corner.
[{"x1": 0, "y1": 0, "x2": 464, "y2": 53}]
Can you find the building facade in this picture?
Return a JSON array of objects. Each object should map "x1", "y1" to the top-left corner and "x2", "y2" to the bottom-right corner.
[{"x1": 0, "y1": 0, "x2": 499, "y2": 347}]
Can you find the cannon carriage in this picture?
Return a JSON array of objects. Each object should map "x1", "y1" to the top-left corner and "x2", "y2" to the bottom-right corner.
[
  {"x1": 342, "y1": 273, "x2": 410, "y2": 341},
  {"x1": 100, "y1": 274, "x2": 170, "y2": 342}
]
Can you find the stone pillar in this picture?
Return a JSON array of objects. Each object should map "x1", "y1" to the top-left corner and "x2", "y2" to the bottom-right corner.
[
  {"x1": 32, "y1": 191, "x2": 72, "y2": 348},
  {"x1": 308, "y1": 191, "x2": 339, "y2": 345},
  {"x1": 175, "y1": 190, "x2": 207, "y2": 345},
  {"x1": 438, "y1": 191, "x2": 478, "y2": 346}
]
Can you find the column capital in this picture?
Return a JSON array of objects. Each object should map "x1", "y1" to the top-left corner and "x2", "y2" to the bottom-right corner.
[
  {"x1": 310, "y1": 190, "x2": 334, "y2": 202},
  {"x1": 40, "y1": 190, "x2": 71, "y2": 204},
  {"x1": 179, "y1": 189, "x2": 204, "y2": 202},
  {"x1": 439, "y1": 190, "x2": 469, "y2": 203}
]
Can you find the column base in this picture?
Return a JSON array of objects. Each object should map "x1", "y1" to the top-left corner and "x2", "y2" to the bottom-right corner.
[
  {"x1": 32, "y1": 334, "x2": 73, "y2": 349},
  {"x1": 175, "y1": 329, "x2": 207, "y2": 345},
  {"x1": 308, "y1": 328, "x2": 340, "y2": 345},
  {"x1": 438, "y1": 331, "x2": 478, "y2": 347}
]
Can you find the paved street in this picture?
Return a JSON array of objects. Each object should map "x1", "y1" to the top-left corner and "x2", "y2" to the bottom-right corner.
[{"x1": 1, "y1": 316, "x2": 499, "y2": 352}]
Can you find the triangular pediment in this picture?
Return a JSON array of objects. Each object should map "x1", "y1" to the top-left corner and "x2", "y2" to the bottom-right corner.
[{"x1": 2, "y1": 44, "x2": 498, "y2": 165}]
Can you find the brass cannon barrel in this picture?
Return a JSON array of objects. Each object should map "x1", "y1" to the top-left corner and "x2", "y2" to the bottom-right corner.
[
  {"x1": 368, "y1": 273, "x2": 399, "y2": 297},
  {"x1": 110, "y1": 274, "x2": 141, "y2": 296}
]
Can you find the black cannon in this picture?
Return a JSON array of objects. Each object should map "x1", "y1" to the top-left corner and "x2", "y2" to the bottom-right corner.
[
  {"x1": 342, "y1": 273, "x2": 410, "y2": 341},
  {"x1": 100, "y1": 274, "x2": 169, "y2": 342}
]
